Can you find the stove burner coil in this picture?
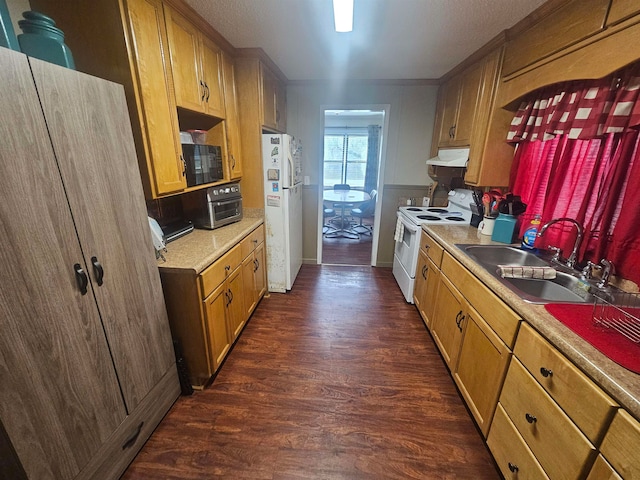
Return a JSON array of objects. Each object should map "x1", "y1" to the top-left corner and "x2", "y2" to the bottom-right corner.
[
  {"x1": 406, "y1": 207, "x2": 423, "y2": 211},
  {"x1": 427, "y1": 208, "x2": 448, "y2": 214},
  {"x1": 445, "y1": 216, "x2": 466, "y2": 222},
  {"x1": 417, "y1": 215, "x2": 441, "y2": 221}
]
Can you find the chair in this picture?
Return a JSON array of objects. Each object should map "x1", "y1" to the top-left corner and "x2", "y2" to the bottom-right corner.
[
  {"x1": 350, "y1": 190, "x2": 377, "y2": 235},
  {"x1": 333, "y1": 183, "x2": 354, "y2": 222},
  {"x1": 323, "y1": 207, "x2": 338, "y2": 235}
]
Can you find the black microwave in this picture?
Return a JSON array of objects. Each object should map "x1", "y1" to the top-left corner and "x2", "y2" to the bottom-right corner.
[{"x1": 181, "y1": 144, "x2": 223, "y2": 187}]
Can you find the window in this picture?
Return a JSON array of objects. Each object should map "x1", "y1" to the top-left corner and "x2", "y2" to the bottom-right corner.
[{"x1": 323, "y1": 127, "x2": 368, "y2": 188}]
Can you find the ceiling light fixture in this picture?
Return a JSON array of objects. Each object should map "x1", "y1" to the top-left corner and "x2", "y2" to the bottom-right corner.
[{"x1": 333, "y1": 0, "x2": 353, "y2": 32}]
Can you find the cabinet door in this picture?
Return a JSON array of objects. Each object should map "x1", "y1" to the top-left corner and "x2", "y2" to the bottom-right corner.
[
  {"x1": 164, "y1": 5, "x2": 203, "y2": 112},
  {"x1": 201, "y1": 36, "x2": 225, "y2": 117},
  {"x1": 261, "y1": 64, "x2": 277, "y2": 129},
  {"x1": 242, "y1": 254, "x2": 258, "y2": 319},
  {"x1": 453, "y1": 303, "x2": 511, "y2": 437},
  {"x1": 222, "y1": 52, "x2": 243, "y2": 179},
  {"x1": 0, "y1": 48, "x2": 126, "y2": 480},
  {"x1": 204, "y1": 283, "x2": 232, "y2": 370},
  {"x1": 430, "y1": 273, "x2": 465, "y2": 369},
  {"x1": 31, "y1": 57, "x2": 176, "y2": 411},
  {"x1": 423, "y1": 258, "x2": 441, "y2": 329},
  {"x1": 452, "y1": 61, "x2": 483, "y2": 146},
  {"x1": 437, "y1": 76, "x2": 461, "y2": 147},
  {"x1": 255, "y1": 242, "x2": 267, "y2": 299},
  {"x1": 227, "y1": 266, "x2": 246, "y2": 340},
  {"x1": 275, "y1": 77, "x2": 287, "y2": 132},
  {"x1": 413, "y1": 249, "x2": 429, "y2": 326},
  {"x1": 125, "y1": 0, "x2": 185, "y2": 196}
]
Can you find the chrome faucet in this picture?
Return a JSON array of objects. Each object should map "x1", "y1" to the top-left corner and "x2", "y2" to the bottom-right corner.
[
  {"x1": 536, "y1": 217, "x2": 584, "y2": 269},
  {"x1": 597, "y1": 259, "x2": 615, "y2": 289}
]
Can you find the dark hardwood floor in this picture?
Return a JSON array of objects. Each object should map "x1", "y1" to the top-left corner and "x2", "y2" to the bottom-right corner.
[
  {"x1": 123, "y1": 265, "x2": 499, "y2": 479},
  {"x1": 322, "y1": 217, "x2": 373, "y2": 265}
]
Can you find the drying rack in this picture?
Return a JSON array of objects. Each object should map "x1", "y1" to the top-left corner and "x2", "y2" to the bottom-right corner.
[{"x1": 593, "y1": 292, "x2": 640, "y2": 344}]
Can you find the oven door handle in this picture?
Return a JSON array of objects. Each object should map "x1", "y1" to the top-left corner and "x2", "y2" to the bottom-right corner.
[
  {"x1": 397, "y1": 213, "x2": 421, "y2": 233},
  {"x1": 210, "y1": 198, "x2": 242, "y2": 208}
]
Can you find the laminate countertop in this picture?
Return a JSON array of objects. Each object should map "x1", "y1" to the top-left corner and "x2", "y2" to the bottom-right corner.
[
  {"x1": 157, "y1": 209, "x2": 264, "y2": 274},
  {"x1": 424, "y1": 224, "x2": 640, "y2": 420}
]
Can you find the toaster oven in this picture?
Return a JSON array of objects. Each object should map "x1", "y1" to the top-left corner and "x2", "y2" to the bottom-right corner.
[{"x1": 182, "y1": 183, "x2": 243, "y2": 230}]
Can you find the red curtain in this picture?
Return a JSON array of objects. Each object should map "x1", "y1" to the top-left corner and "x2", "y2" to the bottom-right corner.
[{"x1": 508, "y1": 63, "x2": 640, "y2": 286}]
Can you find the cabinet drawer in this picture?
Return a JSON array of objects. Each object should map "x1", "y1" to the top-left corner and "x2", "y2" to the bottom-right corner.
[
  {"x1": 514, "y1": 323, "x2": 617, "y2": 443},
  {"x1": 241, "y1": 224, "x2": 265, "y2": 259},
  {"x1": 420, "y1": 230, "x2": 443, "y2": 266},
  {"x1": 488, "y1": 403, "x2": 549, "y2": 480},
  {"x1": 441, "y1": 252, "x2": 520, "y2": 347},
  {"x1": 586, "y1": 454, "x2": 622, "y2": 480},
  {"x1": 500, "y1": 358, "x2": 596, "y2": 480},
  {"x1": 200, "y1": 244, "x2": 242, "y2": 298},
  {"x1": 600, "y1": 409, "x2": 640, "y2": 479}
]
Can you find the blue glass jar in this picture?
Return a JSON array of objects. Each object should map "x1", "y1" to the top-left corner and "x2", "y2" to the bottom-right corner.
[
  {"x1": 0, "y1": 0, "x2": 19, "y2": 50},
  {"x1": 17, "y1": 11, "x2": 75, "y2": 69}
]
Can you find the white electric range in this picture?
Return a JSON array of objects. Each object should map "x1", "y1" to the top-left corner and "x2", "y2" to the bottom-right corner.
[{"x1": 393, "y1": 189, "x2": 474, "y2": 303}]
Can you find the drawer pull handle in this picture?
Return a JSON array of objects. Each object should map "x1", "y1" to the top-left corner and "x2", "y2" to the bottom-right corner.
[
  {"x1": 122, "y1": 422, "x2": 144, "y2": 450},
  {"x1": 421, "y1": 265, "x2": 427, "y2": 279},
  {"x1": 525, "y1": 413, "x2": 537, "y2": 424},
  {"x1": 225, "y1": 265, "x2": 231, "y2": 272},
  {"x1": 508, "y1": 462, "x2": 519, "y2": 473},
  {"x1": 540, "y1": 367, "x2": 553, "y2": 378},
  {"x1": 74, "y1": 263, "x2": 88, "y2": 295},
  {"x1": 424, "y1": 244, "x2": 430, "y2": 250}
]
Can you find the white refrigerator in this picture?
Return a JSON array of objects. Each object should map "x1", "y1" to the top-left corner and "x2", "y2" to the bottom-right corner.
[{"x1": 262, "y1": 133, "x2": 303, "y2": 293}]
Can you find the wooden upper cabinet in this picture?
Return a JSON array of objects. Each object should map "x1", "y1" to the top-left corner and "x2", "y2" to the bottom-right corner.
[
  {"x1": 261, "y1": 62, "x2": 286, "y2": 132},
  {"x1": 30, "y1": 0, "x2": 187, "y2": 199},
  {"x1": 222, "y1": 52, "x2": 243, "y2": 179},
  {"x1": 607, "y1": 0, "x2": 640, "y2": 26},
  {"x1": 502, "y1": 0, "x2": 610, "y2": 77},
  {"x1": 433, "y1": 61, "x2": 483, "y2": 150},
  {"x1": 126, "y1": 0, "x2": 186, "y2": 196},
  {"x1": 164, "y1": 5, "x2": 225, "y2": 118}
]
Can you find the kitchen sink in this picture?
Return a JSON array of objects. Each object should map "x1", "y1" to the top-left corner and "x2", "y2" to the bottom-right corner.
[{"x1": 456, "y1": 244, "x2": 616, "y2": 304}]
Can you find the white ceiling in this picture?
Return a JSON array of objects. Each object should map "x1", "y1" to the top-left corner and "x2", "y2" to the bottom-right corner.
[{"x1": 185, "y1": 0, "x2": 547, "y2": 81}]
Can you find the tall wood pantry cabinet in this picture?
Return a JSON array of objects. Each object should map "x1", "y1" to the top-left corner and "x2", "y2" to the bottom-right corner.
[{"x1": 0, "y1": 48, "x2": 179, "y2": 480}]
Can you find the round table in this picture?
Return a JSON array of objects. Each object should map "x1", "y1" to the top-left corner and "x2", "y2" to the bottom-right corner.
[{"x1": 323, "y1": 189, "x2": 371, "y2": 238}]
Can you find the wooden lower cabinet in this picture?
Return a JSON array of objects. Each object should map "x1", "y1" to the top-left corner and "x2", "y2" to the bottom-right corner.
[
  {"x1": 499, "y1": 359, "x2": 596, "y2": 479},
  {"x1": 600, "y1": 409, "x2": 640, "y2": 479},
  {"x1": 586, "y1": 455, "x2": 622, "y2": 480},
  {"x1": 161, "y1": 224, "x2": 267, "y2": 388},
  {"x1": 413, "y1": 230, "x2": 443, "y2": 328},
  {"x1": 430, "y1": 273, "x2": 465, "y2": 368},
  {"x1": 487, "y1": 404, "x2": 550, "y2": 480},
  {"x1": 453, "y1": 303, "x2": 511, "y2": 436}
]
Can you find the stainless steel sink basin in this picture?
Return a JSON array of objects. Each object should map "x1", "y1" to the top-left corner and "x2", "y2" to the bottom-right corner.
[
  {"x1": 462, "y1": 245, "x2": 549, "y2": 267},
  {"x1": 456, "y1": 244, "x2": 608, "y2": 304}
]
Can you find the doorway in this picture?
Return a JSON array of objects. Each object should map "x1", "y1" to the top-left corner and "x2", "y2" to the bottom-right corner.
[{"x1": 317, "y1": 106, "x2": 389, "y2": 266}]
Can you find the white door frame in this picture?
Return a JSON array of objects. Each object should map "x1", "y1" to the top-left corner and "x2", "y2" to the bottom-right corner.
[{"x1": 317, "y1": 104, "x2": 391, "y2": 266}]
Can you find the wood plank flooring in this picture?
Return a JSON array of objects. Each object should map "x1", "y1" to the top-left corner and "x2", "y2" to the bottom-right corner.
[
  {"x1": 123, "y1": 265, "x2": 499, "y2": 479},
  {"x1": 322, "y1": 224, "x2": 373, "y2": 265}
]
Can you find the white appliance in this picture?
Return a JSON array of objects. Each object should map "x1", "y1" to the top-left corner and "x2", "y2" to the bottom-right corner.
[
  {"x1": 393, "y1": 189, "x2": 474, "y2": 303},
  {"x1": 262, "y1": 133, "x2": 304, "y2": 293}
]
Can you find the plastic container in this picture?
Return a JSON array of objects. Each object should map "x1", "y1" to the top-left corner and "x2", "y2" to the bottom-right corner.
[
  {"x1": 491, "y1": 214, "x2": 518, "y2": 244},
  {"x1": 17, "y1": 11, "x2": 75, "y2": 69},
  {"x1": 521, "y1": 214, "x2": 542, "y2": 250},
  {"x1": 0, "y1": 0, "x2": 19, "y2": 50},
  {"x1": 187, "y1": 129, "x2": 208, "y2": 144}
]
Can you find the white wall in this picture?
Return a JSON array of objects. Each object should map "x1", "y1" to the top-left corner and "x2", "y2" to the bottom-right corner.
[
  {"x1": 7, "y1": 0, "x2": 28, "y2": 33},
  {"x1": 287, "y1": 82, "x2": 438, "y2": 187}
]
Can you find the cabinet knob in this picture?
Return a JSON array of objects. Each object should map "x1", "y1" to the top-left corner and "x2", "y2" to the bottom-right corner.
[
  {"x1": 508, "y1": 462, "x2": 519, "y2": 473},
  {"x1": 525, "y1": 413, "x2": 537, "y2": 424},
  {"x1": 540, "y1": 367, "x2": 553, "y2": 378}
]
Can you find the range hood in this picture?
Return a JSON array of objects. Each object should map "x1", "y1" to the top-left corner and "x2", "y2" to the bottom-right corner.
[{"x1": 426, "y1": 148, "x2": 469, "y2": 168}]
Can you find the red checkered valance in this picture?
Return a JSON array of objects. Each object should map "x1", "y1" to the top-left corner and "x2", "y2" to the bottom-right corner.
[{"x1": 507, "y1": 64, "x2": 640, "y2": 143}]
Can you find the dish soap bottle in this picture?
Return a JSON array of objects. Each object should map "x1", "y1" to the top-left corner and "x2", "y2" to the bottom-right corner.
[{"x1": 521, "y1": 214, "x2": 541, "y2": 250}]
